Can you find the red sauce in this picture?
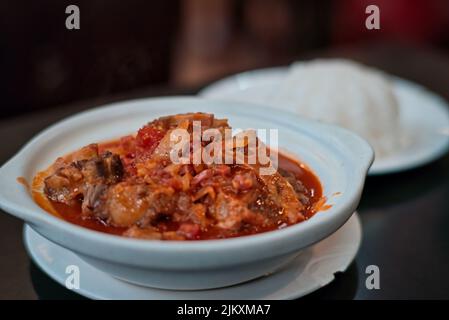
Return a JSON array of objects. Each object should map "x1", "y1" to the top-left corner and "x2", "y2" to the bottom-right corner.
[
  {"x1": 50, "y1": 201, "x2": 127, "y2": 235},
  {"x1": 277, "y1": 155, "x2": 323, "y2": 219},
  {"x1": 33, "y1": 139, "x2": 326, "y2": 240}
]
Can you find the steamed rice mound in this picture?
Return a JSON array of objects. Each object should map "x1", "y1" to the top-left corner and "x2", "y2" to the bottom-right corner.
[{"x1": 273, "y1": 59, "x2": 401, "y2": 158}]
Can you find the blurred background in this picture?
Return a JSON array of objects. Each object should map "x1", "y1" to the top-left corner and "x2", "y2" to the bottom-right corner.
[
  {"x1": 1, "y1": 0, "x2": 449, "y2": 118},
  {"x1": 2, "y1": 0, "x2": 449, "y2": 300}
]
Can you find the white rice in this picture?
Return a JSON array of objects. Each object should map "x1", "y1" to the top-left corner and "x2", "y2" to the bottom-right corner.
[{"x1": 272, "y1": 59, "x2": 401, "y2": 159}]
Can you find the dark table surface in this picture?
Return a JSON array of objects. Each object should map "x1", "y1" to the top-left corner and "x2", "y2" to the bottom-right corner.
[{"x1": 1, "y1": 44, "x2": 449, "y2": 300}]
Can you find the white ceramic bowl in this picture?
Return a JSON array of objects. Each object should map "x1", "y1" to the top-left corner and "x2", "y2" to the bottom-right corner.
[{"x1": 0, "y1": 97, "x2": 373, "y2": 290}]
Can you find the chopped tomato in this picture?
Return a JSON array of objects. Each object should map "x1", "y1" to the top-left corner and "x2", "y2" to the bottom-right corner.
[{"x1": 136, "y1": 126, "x2": 165, "y2": 151}]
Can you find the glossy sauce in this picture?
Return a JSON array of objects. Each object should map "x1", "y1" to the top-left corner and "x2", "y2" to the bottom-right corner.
[{"x1": 33, "y1": 141, "x2": 325, "y2": 239}]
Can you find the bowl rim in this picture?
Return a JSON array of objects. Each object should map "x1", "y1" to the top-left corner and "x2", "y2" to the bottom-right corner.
[{"x1": 0, "y1": 96, "x2": 374, "y2": 254}]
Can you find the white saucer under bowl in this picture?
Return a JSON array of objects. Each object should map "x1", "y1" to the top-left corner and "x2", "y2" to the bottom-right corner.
[
  {"x1": 25, "y1": 213, "x2": 361, "y2": 300},
  {"x1": 200, "y1": 67, "x2": 449, "y2": 175}
]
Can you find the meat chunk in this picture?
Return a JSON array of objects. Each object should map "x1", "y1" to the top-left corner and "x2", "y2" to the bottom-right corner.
[
  {"x1": 81, "y1": 184, "x2": 108, "y2": 217},
  {"x1": 93, "y1": 181, "x2": 177, "y2": 227},
  {"x1": 44, "y1": 146, "x2": 124, "y2": 207},
  {"x1": 279, "y1": 168, "x2": 310, "y2": 205},
  {"x1": 77, "y1": 152, "x2": 123, "y2": 185},
  {"x1": 232, "y1": 171, "x2": 256, "y2": 192},
  {"x1": 68, "y1": 144, "x2": 100, "y2": 162},
  {"x1": 100, "y1": 182, "x2": 151, "y2": 227},
  {"x1": 259, "y1": 173, "x2": 305, "y2": 223},
  {"x1": 210, "y1": 192, "x2": 266, "y2": 231},
  {"x1": 157, "y1": 113, "x2": 226, "y2": 130},
  {"x1": 44, "y1": 163, "x2": 83, "y2": 204}
]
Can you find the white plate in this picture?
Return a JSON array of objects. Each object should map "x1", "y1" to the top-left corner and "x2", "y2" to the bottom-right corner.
[
  {"x1": 200, "y1": 67, "x2": 449, "y2": 175},
  {"x1": 24, "y1": 212, "x2": 361, "y2": 300}
]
